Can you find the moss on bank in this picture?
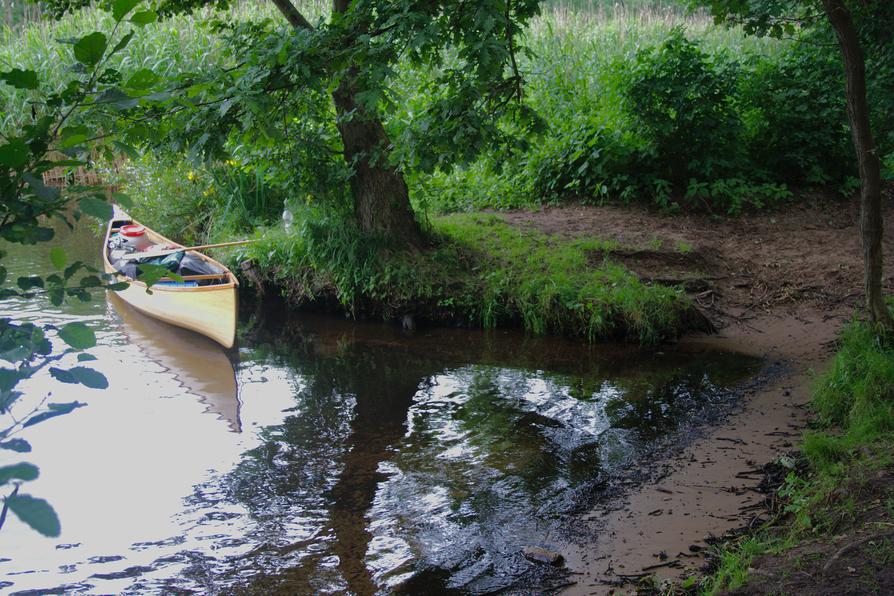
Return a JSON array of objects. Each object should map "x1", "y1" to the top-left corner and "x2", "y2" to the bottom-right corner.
[
  {"x1": 695, "y1": 314, "x2": 894, "y2": 595},
  {"x1": 229, "y1": 211, "x2": 707, "y2": 344}
]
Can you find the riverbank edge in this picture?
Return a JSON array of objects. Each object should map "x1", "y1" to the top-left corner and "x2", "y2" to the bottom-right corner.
[
  {"x1": 689, "y1": 314, "x2": 894, "y2": 596},
  {"x1": 227, "y1": 212, "x2": 713, "y2": 345}
]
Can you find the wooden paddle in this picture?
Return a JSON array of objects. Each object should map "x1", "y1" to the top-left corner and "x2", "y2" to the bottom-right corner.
[{"x1": 121, "y1": 239, "x2": 255, "y2": 261}]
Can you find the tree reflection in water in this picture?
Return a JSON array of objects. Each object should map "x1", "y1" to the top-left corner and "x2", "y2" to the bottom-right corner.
[{"x1": 220, "y1": 312, "x2": 759, "y2": 594}]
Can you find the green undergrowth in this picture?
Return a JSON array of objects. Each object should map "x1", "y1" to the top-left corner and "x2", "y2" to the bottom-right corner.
[
  {"x1": 229, "y1": 211, "x2": 700, "y2": 344},
  {"x1": 697, "y1": 313, "x2": 894, "y2": 595}
]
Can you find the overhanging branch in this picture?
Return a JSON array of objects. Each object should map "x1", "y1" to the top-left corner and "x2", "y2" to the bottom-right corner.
[{"x1": 269, "y1": 0, "x2": 314, "y2": 30}]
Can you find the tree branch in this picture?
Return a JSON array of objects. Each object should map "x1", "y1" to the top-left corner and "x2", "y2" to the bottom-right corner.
[{"x1": 269, "y1": 0, "x2": 314, "y2": 30}]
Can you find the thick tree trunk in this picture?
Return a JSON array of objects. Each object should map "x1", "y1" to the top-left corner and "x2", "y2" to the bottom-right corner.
[
  {"x1": 331, "y1": 78, "x2": 425, "y2": 247},
  {"x1": 269, "y1": 0, "x2": 425, "y2": 246},
  {"x1": 823, "y1": 0, "x2": 894, "y2": 333}
]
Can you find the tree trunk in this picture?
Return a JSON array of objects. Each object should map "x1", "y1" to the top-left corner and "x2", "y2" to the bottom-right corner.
[
  {"x1": 269, "y1": 0, "x2": 425, "y2": 247},
  {"x1": 331, "y1": 78, "x2": 425, "y2": 247},
  {"x1": 823, "y1": 0, "x2": 894, "y2": 333}
]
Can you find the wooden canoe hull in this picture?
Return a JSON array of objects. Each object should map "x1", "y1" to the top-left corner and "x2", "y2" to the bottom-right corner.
[{"x1": 103, "y1": 208, "x2": 239, "y2": 349}]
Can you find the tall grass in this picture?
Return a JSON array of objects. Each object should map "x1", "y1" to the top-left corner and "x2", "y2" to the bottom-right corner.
[
  {"x1": 0, "y1": 0, "x2": 331, "y2": 131},
  {"x1": 238, "y1": 210, "x2": 697, "y2": 343},
  {"x1": 106, "y1": 152, "x2": 284, "y2": 245},
  {"x1": 1, "y1": 0, "x2": 768, "y2": 131}
]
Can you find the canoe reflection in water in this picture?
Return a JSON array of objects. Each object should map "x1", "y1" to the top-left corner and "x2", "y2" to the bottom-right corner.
[{"x1": 107, "y1": 293, "x2": 242, "y2": 432}]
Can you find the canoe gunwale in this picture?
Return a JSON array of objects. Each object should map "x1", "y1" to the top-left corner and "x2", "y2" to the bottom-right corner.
[{"x1": 102, "y1": 213, "x2": 240, "y2": 293}]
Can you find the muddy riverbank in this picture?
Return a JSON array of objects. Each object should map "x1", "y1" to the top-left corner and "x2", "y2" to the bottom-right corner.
[
  {"x1": 497, "y1": 196, "x2": 892, "y2": 593},
  {"x1": 560, "y1": 312, "x2": 842, "y2": 594}
]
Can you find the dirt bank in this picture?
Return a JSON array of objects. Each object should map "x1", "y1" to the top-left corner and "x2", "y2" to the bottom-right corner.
[{"x1": 497, "y1": 196, "x2": 894, "y2": 593}]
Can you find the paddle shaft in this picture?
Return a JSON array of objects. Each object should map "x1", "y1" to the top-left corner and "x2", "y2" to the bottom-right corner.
[{"x1": 121, "y1": 239, "x2": 254, "y2": 261}]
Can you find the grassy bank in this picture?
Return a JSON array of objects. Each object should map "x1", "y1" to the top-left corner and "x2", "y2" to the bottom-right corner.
[
  {"x1": 107, "y1": 155, "x2": 705, "y2": 344},
  {"x1": 695, "y1": 315, "x2": 894, "y2": 595},
  {"x1": 228, "y1": 211, "x2": 706, "y2": 344}
]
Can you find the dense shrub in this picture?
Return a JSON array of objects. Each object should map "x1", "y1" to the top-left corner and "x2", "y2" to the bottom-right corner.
[
  {"x1": 411, "y1": 15, "x2": 894, "y2": 215},
  {"x1": 625, "y1": 27, "x2": 745, "y2": 188},
  {"x1": 528, "y1": 122, "x2": 640, "y2": 203},
  {"x1": 739, "y1": 34, "x2": 853, "y2": 187},
  {"x1": 527, "y1": 29, "x2": 792, "y2": 214},
  {"x1": 10, "y1": 2, "x2": 892, "y2": 219}
]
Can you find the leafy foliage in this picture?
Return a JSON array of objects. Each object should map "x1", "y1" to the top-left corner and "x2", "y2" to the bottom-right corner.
[
  {"x1": 626, "y1": 27, "x2": 744, "y2": 188},
  {"x1": 738, "y1": 30, "x2": 853, "y2": 187},
  {"x1": 0, "y1": 0, "x2": 176, "y2": 538}
]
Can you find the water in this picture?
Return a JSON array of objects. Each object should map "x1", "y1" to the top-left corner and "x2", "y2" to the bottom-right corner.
[{"x1": 0, "y1": 221, "x2": 760, "y2": 594}]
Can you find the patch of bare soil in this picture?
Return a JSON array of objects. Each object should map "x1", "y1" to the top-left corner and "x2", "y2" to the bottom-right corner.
[
  {"x1": 495, "y1": 194, "x2": 894, "y2": 594},
  {"x1": 501, "y1": 193, "x2": 894, "y2": 328}
]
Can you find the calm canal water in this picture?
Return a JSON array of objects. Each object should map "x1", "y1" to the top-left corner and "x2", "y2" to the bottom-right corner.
[{"x1": 1, "y1": 221, "x2": 760, "y2": 594}]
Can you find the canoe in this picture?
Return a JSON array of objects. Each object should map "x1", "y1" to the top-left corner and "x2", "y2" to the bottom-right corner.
[
  {"x1": 107, "y1": 293, "x2": 242, "y2": 432},
  {"x1": 102, "y1": 206, "x2": 239, "y2": 348}
]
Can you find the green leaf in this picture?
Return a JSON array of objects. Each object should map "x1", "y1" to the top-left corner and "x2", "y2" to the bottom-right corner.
[
  {"x1": 16, "y1": 276, "x2": 43, "y2": 291},
  {"x1": 59, "y1": 125, "x2": 91, "y2": 149},
  {"x1": 111, "y1": 30, "x2": 135, "y2": 55},
  {"x1": 79, "y1": 275, "x2": 102, "y2": 288},
  {"x1": 106, "y1": 281, "x2": 129, "y2": 291},
  {"x1": 78, "y1": 196, "x2": 113, "y2": 220},
  {"x1": 0, "y1": 462, "x2": 39, "y2": 485},
  {"x1": 49, "y1": 366, "x2": 107, "y2": 389},
  {"x1": 0, "y1": 368, "x2": 26, "y2": 392},
  {"x1": 95, "y1": 87, "x2": 138, "y2": 110},
  {"x1": 49, "y1": 247, "x2": 67, "y2": 270},
  {"x1": 7, "y1": 494, "x2": 61, "y2": 537},
  {"x1": 0, "y1": 68, "x2": 39, "y2": 90},
  {"x1": 74, "y1": 367, "x2": 107, "y2": 389},
  {"x1": 0, "y1": 439, "x2": 31, "y2": 453},
  {"x1": 22, "y1": 401, "x2": 85, "y2": 428},
  {"x1": 111, "y1": 143, "x2": 139, "y2": 162},
  {"x1": 48, "y1": 287, "x2": 64, "y2": 306},
  {"x1": 73, "y1": 32, "x2": 108, "y2": 67},
  {"x1": 58, "y1": 322, "x2": 96, "y2": 350},
  {"x1": 111, "y1": 191, "x2": 134, "y2": 207},
  {"x1": 0, "y1": 391, "x2": 24, "y2": 412},
  {"x1": 23, "y1": 173, "x2": 60, "y2": 201},
  {"x1": 129, "y1": 9, "x2": 157, "y2": 25},
  {"x1": 124, "y1": 68, "x2": 158, "y2": 90},
  {"x1": 63, "y1": 261, "x2": 84, "y2": 280},
  {"x1": 137, "y1": 264, "x2": 179, "y2": 288},
  {"x1": 0, "y1": 140, "x2": 30, "y2": 169},
  {"x1": 77, "y1": 353, "x2": 98, "y2": 362},
  {"x1": 112, "y1": 0, "x2": 141, "y2": 21}
]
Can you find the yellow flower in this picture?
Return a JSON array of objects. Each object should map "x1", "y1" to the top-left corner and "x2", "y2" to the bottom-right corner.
[
  {"x1": 186, "y1": 171, "x2": 196, "y2": 181},
  {"x1": 226, "y1": 159, "x2": 238, "y2": 167}
]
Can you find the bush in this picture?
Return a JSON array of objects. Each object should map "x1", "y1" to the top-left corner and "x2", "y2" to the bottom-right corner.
[
  {"x1": 525, "y1": 28, "x2": 792, "y2": 214},
  {"x1": 528, "y1": 122, "x2": 640, "y2": 202},
  {"x1": 625, "y1": 27, "x2": 745, "y2": 189},
  {"x1": 739, "y1": 33, "x2": 853, "y2": 187}
]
